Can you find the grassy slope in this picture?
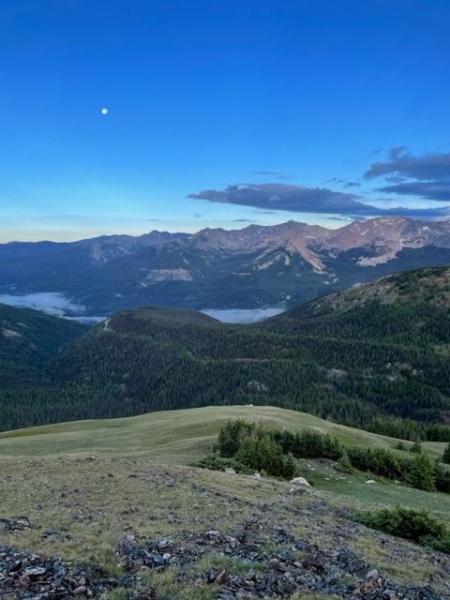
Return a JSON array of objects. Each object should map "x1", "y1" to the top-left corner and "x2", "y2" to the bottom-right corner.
[
  {"x1": 1, "y1": 405, "x2": 449, "y2": 597},
  {"x1": 0, "y1": 405, "x2": 448, "y2": 524},
  {"x1": 0, "y1": 404, "x2": 445, "y2": 461}
]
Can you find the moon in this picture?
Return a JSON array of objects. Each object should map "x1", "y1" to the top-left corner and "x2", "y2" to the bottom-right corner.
[{"x1": 100, "y1": 107, "x2": 109, "y2": 116}]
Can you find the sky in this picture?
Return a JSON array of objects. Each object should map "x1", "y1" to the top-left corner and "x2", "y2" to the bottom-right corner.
[{"x1": 1, "y1": 0, "x2": 450, "y2": 242}]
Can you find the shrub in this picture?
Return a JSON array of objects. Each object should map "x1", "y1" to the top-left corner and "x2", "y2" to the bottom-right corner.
[
  {"x1": 215, "y1": 420, "x2": 255, "y2": 457},
  {"x1": 206, "y1": 421, "x2": 299, "y2": 480},
  {"x1": 357, "y1": 507, "x2": 448, "y2": 553},
  {"x1": 272, "y1": 429, "x2": 343, "y2": 460},
  {"x1": 336, "y1": 450, "x2": 353, "y2": 473},
  {"x1": 404, "y1": 452, "x2": 436, "y2": 491},
  {"x1": 443, "y1": 443, "x2": 450, "y2": 465},
  {"x1": 410, "y1": 438, "x2": 423, "y2": 454},
  {"x1": 203, "y1": 420, "x2": 447, "y2": 494},
  {"x1": 236, "y1": 431, "x2": 298, "y2": 479},
  {"x1": 196, "y1": 454, "x2": 252, "y2": 474},
  {"x1": 431, "y1": 534, "x2": 450, "y2": 554},
  {"x1": 346, "y1": 447, "x2": 403, "y2": 480},
  {"x1": 434, "y1": 463, "x2": 450, "y2": 493}
]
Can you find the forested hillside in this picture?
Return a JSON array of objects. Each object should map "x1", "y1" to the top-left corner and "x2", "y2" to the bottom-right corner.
[
  {"x1": 1, "y1": 267, "x2": 450, "y2": 439},
  {"x1": 0, "y1": 303, "x2": 87, "y2": 386}
]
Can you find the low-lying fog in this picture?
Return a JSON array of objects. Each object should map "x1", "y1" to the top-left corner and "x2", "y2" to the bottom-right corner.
[
  {"x1": 0, "y1": 292, "x2": 284, "y2": 325},
  {"x1": 0, "y1": 292, "x2": 104, "y2": 324}
]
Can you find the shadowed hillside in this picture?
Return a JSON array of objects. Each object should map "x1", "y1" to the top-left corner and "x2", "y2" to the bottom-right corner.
[
  {"x1": 0, "y1": 303, "x2": 87, "y2": 386},
  {"x1": 1, "y1": 268, "x2": 450, "y2": 441}
]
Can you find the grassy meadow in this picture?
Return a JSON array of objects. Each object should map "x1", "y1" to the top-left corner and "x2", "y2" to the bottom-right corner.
[{"x1": 1, "y1": 405, "x2": 449, "y2": 598}]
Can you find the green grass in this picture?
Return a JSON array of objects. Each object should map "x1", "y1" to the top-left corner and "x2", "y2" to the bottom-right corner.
[
  {"x1": 299, "y1": 459, "x2": 450, "y2": 524},
  {"x1": 0, "y1": 405, "x2": 449, "y2": 596},
  {"x1": 0, "y1": 404, "x2": 445, "y2": 461},
  {"x1": 1, "y1": 404, "x2": 449, "y2": 529}
]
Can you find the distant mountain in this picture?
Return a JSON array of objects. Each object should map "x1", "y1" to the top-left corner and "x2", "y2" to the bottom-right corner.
[{"x1": 1, "y1": 217, "x2": 450, "y2": 315}]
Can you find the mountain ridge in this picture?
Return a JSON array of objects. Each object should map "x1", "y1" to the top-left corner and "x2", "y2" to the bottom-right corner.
[{"x1": 2, "y1": 216, "x2": 450, "y2": 315}]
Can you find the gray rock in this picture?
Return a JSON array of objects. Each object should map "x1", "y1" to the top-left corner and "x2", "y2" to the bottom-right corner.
[
  {"x1": 366, "y1": 568, "x2": 380, "y2": 580},
  {"x1": 117, "y1": 534, "x2": 136, "y2": 556},
  {"x1": 289, "y1": 476, "x2": 311, "y2": 487}
]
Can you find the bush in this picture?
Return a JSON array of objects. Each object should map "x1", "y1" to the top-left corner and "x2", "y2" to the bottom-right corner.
[
  {"x1": 346, "y1": 447, "x2": 403, "y2": 480},
  {"x1": 357, "y1": 507, "x2": 448, "y2": 553},
  {"x1": 443, "y1": 443, "x2": 450, "y2": 465},
  {"x1": 346, "y1": 446, "x2": 439, "y2": 491},
  {"x1": 196, "y1": 453, "x2": 252, "y2": 474},
  {"x1": 434, "y1": 463, "x2": 450, "y2": 493},
  {"x1": 410, "y1": 438, "x2": 423, "y2": 454},
  {"x1": 215, "y1": 420, "x2": 255, "y2": 457},
  {"x1": 431, "y1": 534, "x2": 450, "y2": 554},
  {"x1": 272, "y1": 429, "x2": 343, "y2": 460},
  {"x1": 203, "y1": 420, "x2": 448, "y2": 494},
  {"x1": 335, "y1": 450, "x2": 353, "y2": 473},
  {"x1": 206, "y1": 420, "x2": 299, "y2": 480},
  {"x1": 236, "y1": 434, "x2": 298, "y2": 479},
  {"x1": 404, "y1": 452, "x2": 436, "y2": 491}
]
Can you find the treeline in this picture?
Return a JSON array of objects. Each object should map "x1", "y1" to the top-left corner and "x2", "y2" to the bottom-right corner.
[{"x1": 200, "y1": 420, "x2": 450, "y2": 494}]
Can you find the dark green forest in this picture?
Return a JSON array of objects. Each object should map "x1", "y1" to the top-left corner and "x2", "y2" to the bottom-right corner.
[{"x1": 1, "y1": 267, "x2": 450, "y2": 440}]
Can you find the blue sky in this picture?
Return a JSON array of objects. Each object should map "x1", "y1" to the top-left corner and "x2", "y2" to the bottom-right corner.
[{"x1": 1, "y1": 0, "x2": 450, "y2": 241}]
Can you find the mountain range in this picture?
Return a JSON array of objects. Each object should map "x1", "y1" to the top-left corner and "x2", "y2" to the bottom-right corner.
[{"x1": 3, "y1": 217, "x2": 450, "y2": 316}]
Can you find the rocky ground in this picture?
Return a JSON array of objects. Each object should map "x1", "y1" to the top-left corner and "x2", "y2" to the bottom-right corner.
[
  {"x1": 1, "y1": 504, "x2": 449, "y2": 599},
  {"x1": 1, "y1": 512, "x2": 448, "y2": 599},
  {"x1": 0, "y1": 458, "x2": 449, "y2": 599}
]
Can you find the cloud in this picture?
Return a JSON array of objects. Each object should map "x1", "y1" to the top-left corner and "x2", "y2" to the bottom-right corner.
[
  {"x1": 233, "y1": 218, "x2": 254, "y2": 223},
  {"x1": 378, "y1": 181, "x2": 450, "y2": 202},
  {"x1": 365, "y1": 147, "x2": 450, "y2": 180},
  {"x1": 188, "y1": 182, "x2": 450, "y2": 219},
  {"x1": 343, "y1": 181, "x2": 361, "y2": 188},
  {"x1": 189, "y1": 183, "x2": 362, "y2": 213},
  {"x1": 327, "y1": 177, "x2": 361, "y2": 188},
  {"x1": 364, "y1": 148, "x2": 450, "y2": 201}
]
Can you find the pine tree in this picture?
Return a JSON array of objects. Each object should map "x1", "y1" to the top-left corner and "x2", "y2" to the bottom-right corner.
[
  {"x1": 336, "y1": 450, "x2": 353, "y2": 473},
  {"x1": 411, "y1": 438, "x2": 423, "y2": 454},
  {"x1": 443, "y1": 443, "x2": 450, "y2": 465},
  {"x1": 405, "y1": 452, "x2": 436, "y2": 491}
]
